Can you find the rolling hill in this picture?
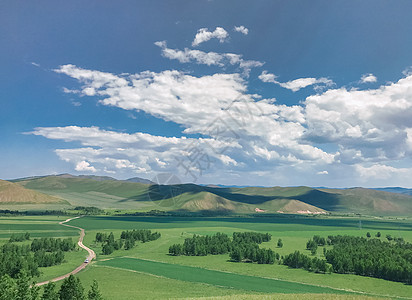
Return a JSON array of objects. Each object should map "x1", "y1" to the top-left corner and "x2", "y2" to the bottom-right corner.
[
  {"x1": 8, "y1": 175, "x2": 412, "y2": 215},
  {"x1": 0, "y1": 179, "x2": 67, "y2": 205}
]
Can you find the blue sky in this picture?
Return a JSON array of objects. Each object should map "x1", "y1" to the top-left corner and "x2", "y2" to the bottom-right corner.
[{"x1": 2, "y1": 0, "x2": 412, "y2": 187}]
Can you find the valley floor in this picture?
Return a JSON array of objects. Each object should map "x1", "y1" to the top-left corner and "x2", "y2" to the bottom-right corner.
[{"x1": 1, "y1": 214, "x2": 411, "y2": 299}]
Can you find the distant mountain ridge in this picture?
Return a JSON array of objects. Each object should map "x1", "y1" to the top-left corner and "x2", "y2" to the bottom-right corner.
[
  {"x1": 370, "y1": 187, "x2": 412, "y2": 196},
  {"x1": 6, "y1": 175, "x2": 412, "y2": 215},
  {"x1": 11, "y1": 173, "x2": 153, "y2": 184}
]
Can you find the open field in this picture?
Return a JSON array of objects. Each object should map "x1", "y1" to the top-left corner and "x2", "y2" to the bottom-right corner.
[{"x1": 99, "y1": 257, "x2": 346, "y2": 294}]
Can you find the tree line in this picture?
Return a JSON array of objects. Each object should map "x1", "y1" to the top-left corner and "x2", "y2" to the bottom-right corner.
[
  {"x1": 9, "y1": 232, "x2": 30, "y2": 242},
  {"x1": 168, "y1": 232, "x2": 278, "y2": 264},
  {"x1": 0, "y1": 272, "x2": 103, "y2": 300},
  {"x1": 95, "y1": 229, "x2": 161, "y2": 255}
]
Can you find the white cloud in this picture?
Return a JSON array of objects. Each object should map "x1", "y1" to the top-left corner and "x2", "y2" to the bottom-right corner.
[
  {"x1": 234, "y1": 26, "x2": 248, "y2": 35},
  {"x1": 259, "y1": 71, "x2": 334, "y2": 92},
  {"x1": 31, "y1": 62, "x2": 40, "y2": 67},
  {"x1": 75, "y1": 161, "x2": 97, "y2": 172},
  {"x1": 360, "y1": 73, "x2": 377, "y2": 83},
  {"x1": 30, "y1": 64, "x2": 412, "y2": 186},
  {"x1": 304, "y1": 74, "x2": 412, "y2": 164},
  {"x1": 192, "y1": 27, "x2": 229, "y2": 46},
  {"x1": 258, "y1": 71, "x2": 277, "y2": 83},
  {"x1": 355, "y1": 164, "x2": 409, "y2": 179},
  {"x1": 155, "y1": 41, "x2": 263, "y2": 75}
]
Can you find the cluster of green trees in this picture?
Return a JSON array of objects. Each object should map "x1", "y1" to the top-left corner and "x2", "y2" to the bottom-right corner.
[
  {"x1": 230, "y1": 244, "x2": 278, "y2": 264},
  {"x1": 306, "y1": 235, "x2": 326, "y2": 255},
  {"x1": 33, "y1": 250, "x2": 65, "y2": 268},
  {"x1": 0, "y1": 243, "x2": 39, "y2": 278},
  {"x1": 120, "y1": 229, "x2": 161, "y2": 243},
  {"x1": 1, "y1": 237, "x2": 76, "y2": 278},
  {"x1": 325, "y1": 235, "x2": 412, "y2": 283},
  {"x1": 283, "y1": 251, "x2": 331, "y2": 273},
  {"x1": 9, "y1": 232, "x2": 30, "y2": 242},
  {"x1": 232, "y1": 232, "x2": 271, "y2": 244},
  {"x1": 169, "y1": 232, "x2": 276, "y2": 264},
  {"x1": 95, "y1": 229, "x2": 161, "y2": 255},
  {"x1": 170, "y1": 232, "x2": 232, "y2": 256},
  {"x1": 0, "y1": 273, "x2": 103, "y2": 300},
  {"x1": 31, "y1": 237, "x2": 76, "y2": 252}
]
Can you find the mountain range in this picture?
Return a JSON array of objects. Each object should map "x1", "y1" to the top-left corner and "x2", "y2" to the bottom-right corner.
[{"x1": 0, "y1": 174, "x2": 410, "y2": 216}]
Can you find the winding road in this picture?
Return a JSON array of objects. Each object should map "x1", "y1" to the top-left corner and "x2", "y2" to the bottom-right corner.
[{"x1": 36, "y1": 216, "x2": 96, "y2": 286}]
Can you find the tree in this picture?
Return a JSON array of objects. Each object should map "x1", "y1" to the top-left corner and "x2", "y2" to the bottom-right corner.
[
  {"x1": 376, "y1": 232, "x2": 381, "y2": 238},
  {"x1": 277, "y1": 238, "x2": 283, "y2": 248},
  {"x1": 0, "y1": 274, "x2": 17, "y2": 300},
  {"x1": 59, "y1": 275, "x2": 84, "y2": 300},
  {"x1": 87, "y1": 280, "x2": 103, "y2": 300},
  {"x1": 42, "y1": 282, "x2": 58, "y2": 300},
  {"x1": 366, "y1": 232, "x2": 371, "y2": 238},
  {"x1": 16, "y1": 270, "x2": 32, "y2": 300}
]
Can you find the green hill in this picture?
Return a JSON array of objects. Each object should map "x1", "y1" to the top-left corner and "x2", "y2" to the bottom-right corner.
[
  {"x1": 0, "y1": 179, "x2": 67, "y2": 205},
  {"x1": 10, "y1": 175, "x2": 412, "y2": 215}
]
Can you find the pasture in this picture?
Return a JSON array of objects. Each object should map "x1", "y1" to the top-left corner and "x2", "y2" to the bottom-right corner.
[
  {"x1": 70, "y1": 215, "x2": 412, "y2": 299},
  {"x1": 1, "y1": 214, "x2": 411, "y2": 298}
]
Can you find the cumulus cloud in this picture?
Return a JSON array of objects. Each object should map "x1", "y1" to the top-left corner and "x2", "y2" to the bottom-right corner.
[
  {"x1": 304, "y1": 74, "x2": 412, "y2": 165},
  {"x1": 75, "y1": 161, "x2": 96, "y2": 172},
  {"x1": 234, "y1": 26, "x2": 248, "y2": 35},
  {"x1": 192, "y1": 27, "x2": 229, "y2": 46},
  {"x1": 29, "y1": 62, "x2": 412, "y2": 186},
  {"x1": 360, "y1": 73, "x2": 377, "y2": 83},
  {"x1": 155, "y1": 41, "x2": 263, "y2": 75},
  {"x1": 259, "y1": 71, "x2": 334, "y2": 92}
]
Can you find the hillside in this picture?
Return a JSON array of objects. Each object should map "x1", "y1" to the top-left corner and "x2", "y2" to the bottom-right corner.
[
  {"x1": 10, "y1": 175, "x2": 412, "y2": 215},
  {"x1": 0, "y1": 179, "x2": 67, "y2": 205}
]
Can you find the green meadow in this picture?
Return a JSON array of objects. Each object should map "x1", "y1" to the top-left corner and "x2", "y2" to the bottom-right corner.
[{"x1": 1, "y1": 214, "x2": 412, "y2": 299}]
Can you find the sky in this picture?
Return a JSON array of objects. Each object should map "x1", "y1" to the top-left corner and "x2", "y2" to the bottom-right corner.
[{"x1": 1, "y1": 0, "x2": 412, "y2": 188}]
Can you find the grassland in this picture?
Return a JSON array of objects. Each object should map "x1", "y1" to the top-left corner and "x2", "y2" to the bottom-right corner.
[
  {"x1": 69, "y1": 215, "x2": 412, "y2": 299},
  {"x1": 1, "y1": 214, "x2": 411, "y2": 299}
]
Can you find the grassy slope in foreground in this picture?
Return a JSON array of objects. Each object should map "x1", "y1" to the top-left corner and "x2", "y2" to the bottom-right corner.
[
  {"x1": 0, "y1": 179, "x2": 67, "y2": 205},
  {"x1": 99, "y1": 257, "x2": 347, "y2": 295}
]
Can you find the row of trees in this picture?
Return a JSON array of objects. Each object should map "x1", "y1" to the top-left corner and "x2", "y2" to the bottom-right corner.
[
  {"x1": 95, "y1": 229, "x2": 161, "y2": 255},
  {"x1": 120, "y1": 229, "x2": 161, "y2": 243},
  {"x1": 230, "y1": 243, "x2": 279, "y2": 264},
  {"x1": 9, "y1": 232, "x2": 30, "y2": 242},
  {"x1": 0, "y1": 273, "x2": 103, "y2": 300},
  {"x1": 168, "y1": 232, "x2": 277, "y2": 264},
  {"x1": 31, "y1": 237, "x2": 76, "y2": 252}
]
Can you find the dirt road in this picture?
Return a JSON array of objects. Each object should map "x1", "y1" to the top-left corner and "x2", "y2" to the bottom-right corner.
[{"x1": 36, "y1": 216, "x2": 96, "y2": 286}]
